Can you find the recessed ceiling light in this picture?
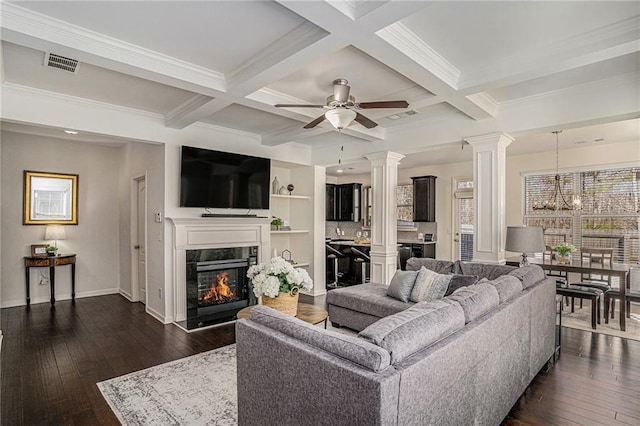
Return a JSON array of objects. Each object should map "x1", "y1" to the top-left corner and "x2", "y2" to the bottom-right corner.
[
  {"x1": 336, "y1": 169, "x2": 344, "y2": 173},
  {"x1": 573, "y1": 140, "x2": 587, "y2": 144},
  {"x1": 594, "y1": 138, "x2": 605, "y2": 142},
  {"x1": 64, "y1": 130, "x2": 78, "y2": 135},
  {"x1": 387, "y1": 114, "x2": 401, "y2": 120}
]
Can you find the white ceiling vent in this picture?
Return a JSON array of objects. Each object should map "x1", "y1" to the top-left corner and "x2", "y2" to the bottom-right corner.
[{"x1": 44, "y1": 53, "x2": 79, "y2": 73}]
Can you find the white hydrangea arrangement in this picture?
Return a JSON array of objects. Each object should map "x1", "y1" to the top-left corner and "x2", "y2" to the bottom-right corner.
[{"x1": 247, "y1": 256, "x2": 313, "y2": 298}]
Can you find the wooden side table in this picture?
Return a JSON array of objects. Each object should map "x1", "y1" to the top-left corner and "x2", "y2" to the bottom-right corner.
[
  {"x1": 24, "y1": 254, "x2": 76, "y2": 306},
  {"x1": 237, "y1": 302, "x2": 328, "y2": 328}
]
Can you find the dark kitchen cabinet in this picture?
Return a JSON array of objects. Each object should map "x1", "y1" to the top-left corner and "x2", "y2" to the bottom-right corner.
[
  {"x1": 326, "y1": 183, "x2": 362, "y2": 222},
  {"x1": 326, "y1": 184, "x2": 337, "y2": 221},
  {"x1": 400, "y1": 243, "x2": 436, "y2": 261},
  {"x1": 412, "y1": 175, "x2": 437, "y2": 222}
]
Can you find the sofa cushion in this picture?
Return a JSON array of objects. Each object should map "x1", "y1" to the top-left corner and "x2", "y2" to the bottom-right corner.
[
  {"x1": 327, "y1": 283, "x2": 414, "y2": 318},
  {"x1": 387, "y1": 270, "x2": 419, "y2": 302},
  {"x1": 447, "y1": 282, "x2": 500, "y2": 323},
  {"x1": 406, "y1": 258, "x2": 455, "y2": 274},
  {"x1": 410, "y1": 267, "x2": 450, "y2": 303},
  {"x1": 457, "y1": 262, "x2": 517, "y2": 280},
  {"x1": 482, "y1": 275, "x2": 523, "y2": 303},
  {"x1": 444, "y1": 274, "x2": 479, "y2": 296},
  {"x1": 248, "y1": 305, "x2": 391, "y2": 372},
  {"x1": 508, "y1": 265, "x2": 546, "y2": 289},
  {"x1": 358, "y1": 299, "x2": 465, "y2": 364}
]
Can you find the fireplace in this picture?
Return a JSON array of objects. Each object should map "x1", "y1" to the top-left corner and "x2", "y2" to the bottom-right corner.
[{"x1": 185, "y1": 246, "x2": 258, "y2": 329}]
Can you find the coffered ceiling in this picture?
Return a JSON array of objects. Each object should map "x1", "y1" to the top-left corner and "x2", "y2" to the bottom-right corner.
[{"x1": 1, "y1": 1, "x2": 638, "y2": 169}]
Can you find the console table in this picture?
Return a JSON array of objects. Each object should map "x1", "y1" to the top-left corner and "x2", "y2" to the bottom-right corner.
[{"x1": 24, "y1": 254, "x2": 76, "y2": 306}]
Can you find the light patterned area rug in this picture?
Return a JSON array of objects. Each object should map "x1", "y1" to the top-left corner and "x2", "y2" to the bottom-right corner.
[
  {"x1": 561, "y1": 302, "x2": 640, "y2": 341},
  {"x1": 98, "y1": 344, "x2": 237, "y2": 426}
]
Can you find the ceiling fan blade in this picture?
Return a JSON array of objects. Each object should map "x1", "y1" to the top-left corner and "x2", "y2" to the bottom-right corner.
[
  {"x1": 275, "y1": 104, "x2": 325, "y2": 108},
  {"x1": 354, "y1": 112, "x2": 378, "y2": 129},
  {"x1": 303, "y1": 114, "x2": 327, "y2": 129},
  {"x1": 358, "y1": 100, "x2": 409, "y2": 109}
]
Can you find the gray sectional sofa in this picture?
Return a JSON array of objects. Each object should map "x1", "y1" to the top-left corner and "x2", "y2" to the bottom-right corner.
[{"x1": 236, "y1": 259, "x2": 556, "y2": 426}]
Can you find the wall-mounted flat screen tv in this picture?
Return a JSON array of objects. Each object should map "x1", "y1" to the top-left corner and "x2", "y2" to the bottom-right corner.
[{"x1": 180, "y1": 146, "x2": 271, "y2": 210}]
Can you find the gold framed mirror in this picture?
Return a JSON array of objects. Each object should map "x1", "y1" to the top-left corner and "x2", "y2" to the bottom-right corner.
[{"x1": 23, "y1": 171, "x2": 78, "y2": 225}]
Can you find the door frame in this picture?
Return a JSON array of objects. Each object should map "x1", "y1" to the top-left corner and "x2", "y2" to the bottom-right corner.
[
  {"x1": 130, "y1": 173, "x2": 147, "y2": 304},
  {"x1": 451, "y1": 176, "x2": 474, "y2": 261}
]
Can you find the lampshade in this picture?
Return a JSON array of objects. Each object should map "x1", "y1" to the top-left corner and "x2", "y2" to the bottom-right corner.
[
  {"x1": 505, "y1": 226, "x2": 545, "y2": 253},
  {"x1": 505, "y1": 226, "x2": 545, "y2": 266},
  {"x1": 325, "y1": 108, "x2": 356, "y2": 129},
  {"x1": 44, "y1": 225, "x2": 66, "y2": 241}
]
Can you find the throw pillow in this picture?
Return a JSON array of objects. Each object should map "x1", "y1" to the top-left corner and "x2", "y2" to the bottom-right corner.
[
  {"x1": 386, "y1": 269, "x2": 419, "y2": 302},
  {"x1": 444, "y1": 274, "x2": 479, "y2": 296},
  {"x1": 410, "y1": 267, "x2": 451, "y2": 303}
]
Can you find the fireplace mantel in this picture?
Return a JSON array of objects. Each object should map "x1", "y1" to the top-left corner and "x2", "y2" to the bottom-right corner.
[{"x1": 168, "y1": 217, "x2": 271, "y2": 323}]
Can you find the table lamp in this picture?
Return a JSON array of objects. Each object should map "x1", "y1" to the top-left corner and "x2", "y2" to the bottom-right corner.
[
  {"x1": 505, "y1": 226, "x2": 545, "y2": 267},
  {"x1": 44, "y1": 225, "x2": 66, "y2": 251}
]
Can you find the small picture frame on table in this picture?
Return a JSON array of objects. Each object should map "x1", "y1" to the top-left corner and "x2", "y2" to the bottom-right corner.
[
  {"x1": 31, "y1": 244, "x2": 48, "y2": 257},
  {"x1": 281, "y1": 249, "x2": 292, "y2": 262}
]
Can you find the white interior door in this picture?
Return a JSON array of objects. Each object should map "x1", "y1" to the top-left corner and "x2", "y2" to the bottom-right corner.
[{"x1": 136, "y1": 178, "x2": 147, "y2": 304}]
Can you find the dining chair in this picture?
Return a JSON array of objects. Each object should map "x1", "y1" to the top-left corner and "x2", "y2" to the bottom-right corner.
[{"x1": 567, "y1": 247, "x2": 616, "y2": 320}]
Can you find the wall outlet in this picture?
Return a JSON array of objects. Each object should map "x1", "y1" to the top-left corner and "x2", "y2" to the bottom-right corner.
[
  {"x1": 154, "y1": 212, "x2": 162, "y2": 223},
  {"x1": 158, "y1": 288, "x2": 162, "y2": 299}
]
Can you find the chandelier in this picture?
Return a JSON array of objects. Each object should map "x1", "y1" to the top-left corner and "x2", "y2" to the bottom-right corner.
[{"x1": 532, "y1": 130, "x2": 582, "y2": 211}]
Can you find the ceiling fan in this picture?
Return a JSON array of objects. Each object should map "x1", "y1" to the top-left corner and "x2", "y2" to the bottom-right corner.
[{"x1": 274, "y1": 78, "x2": 409, "y2": 130}]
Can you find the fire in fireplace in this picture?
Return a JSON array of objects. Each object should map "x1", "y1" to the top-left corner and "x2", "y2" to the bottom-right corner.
[
  {"x1": 185, "y1": 246, "x2": 258, "y2": 330},
  {"x1": 199, "y1": 271, "x2": 240, "y2": 306}
]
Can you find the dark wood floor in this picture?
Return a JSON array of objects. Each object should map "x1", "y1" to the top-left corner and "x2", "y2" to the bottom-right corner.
[{"x1": 2, "y1": 294, "x2": 640, "y2": 425}]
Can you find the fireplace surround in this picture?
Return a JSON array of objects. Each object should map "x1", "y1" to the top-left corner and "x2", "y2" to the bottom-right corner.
[{"x1": 169, "y1": 217, "x2": 270, "y2": 331}]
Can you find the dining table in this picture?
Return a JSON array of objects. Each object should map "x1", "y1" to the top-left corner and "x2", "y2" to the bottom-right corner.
[{"x1": 506, "y1": 255, "x2": 632, "y2": 331}]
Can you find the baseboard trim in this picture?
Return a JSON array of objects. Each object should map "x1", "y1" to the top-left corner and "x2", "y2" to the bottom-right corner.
[
  {"x1": 1, "y1": 288, "x2": 120, "y2": 308},
  {"x1": 146, "y1": 305, "x2": 170, "y2": 324},
  {"x1": 119, "y1": 289, "x2": 134, "y2": 302}
]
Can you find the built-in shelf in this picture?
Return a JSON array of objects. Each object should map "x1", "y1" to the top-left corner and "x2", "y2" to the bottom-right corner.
[
  {"x1": 271, "y1": 230, "x2": 310, "y2": 234},
  {"x1": 290, "y1": 262, "x2": 310, "y2": 268},
  {"x1": 271, "y1": 194, "x2": 310, "y2": 200}
]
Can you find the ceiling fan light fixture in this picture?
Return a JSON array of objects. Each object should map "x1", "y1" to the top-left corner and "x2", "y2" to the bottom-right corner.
[{"x1": 325, "y1": 108, "x2": 356, "y2": 130}]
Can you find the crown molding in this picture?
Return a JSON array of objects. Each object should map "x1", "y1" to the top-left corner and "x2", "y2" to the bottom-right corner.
[
  {"x1": 460, "y1": 16, "x2": 640, "y2": 91},
  {"x1": 376, "y1": 22, "x2": 460, "y2": 89},
  {"x1": 1, "y1": 2, "x2": 226, "y2": 92},
  {"x1": 247, "y1": 87, "x2": 314, "y2": 108},
  {"x1": 466, "y1": 92, "x2": 498, "y2": 117},
  {"x1": 326, "y1": 0, "x2": 386, "y2": 21},
  {"x1": 1, "y1": 82, "x2": 162, "y2": 118},
  {"x1": 498, "y1": 72, "x2": 639, "y2": 108},
  {"x1": 226, "y1": 21, "x2": 328, "y2": 89}
]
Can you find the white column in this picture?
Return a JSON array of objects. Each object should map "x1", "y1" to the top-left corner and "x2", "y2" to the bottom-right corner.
[
  {"x1": 465, "y1": 132, "x2": 514, "y2": 264},
  {"x1": 365, "y1": 151, "x2": 405, "y2": 284}
]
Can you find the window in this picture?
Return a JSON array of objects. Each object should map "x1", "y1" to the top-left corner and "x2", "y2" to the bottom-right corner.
[{"x1": 524, "y1": 166, "x2": 639, "y2": 263}]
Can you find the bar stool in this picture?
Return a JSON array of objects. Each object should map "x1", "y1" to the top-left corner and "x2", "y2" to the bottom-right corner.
[
  {"x1": 326, "y1": 244, "x2": 345, "y2": 289},
  {"x1": 350, "y1": 247, "x2": 370, "y2": 284}
]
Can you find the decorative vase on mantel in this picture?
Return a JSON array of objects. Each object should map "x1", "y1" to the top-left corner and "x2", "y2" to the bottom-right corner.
[{"x1": 261, "y1": 288, "x2": 299, "y2": 316}]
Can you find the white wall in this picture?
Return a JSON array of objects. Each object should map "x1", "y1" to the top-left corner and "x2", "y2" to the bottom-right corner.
[
  {"x1": 1, "y1": 132, "x2": 121, "y2": 307},
  {"x1": 333, "y1": 140, "x2": 639, "y2": 262},
  {"x1": 117, "y1": 141, "x2": 165, "y2": 320}
]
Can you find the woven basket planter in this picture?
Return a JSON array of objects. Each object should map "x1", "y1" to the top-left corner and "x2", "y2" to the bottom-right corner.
[{"x1": 261, "y1": 287, "x2": 299, "y2": 316}]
